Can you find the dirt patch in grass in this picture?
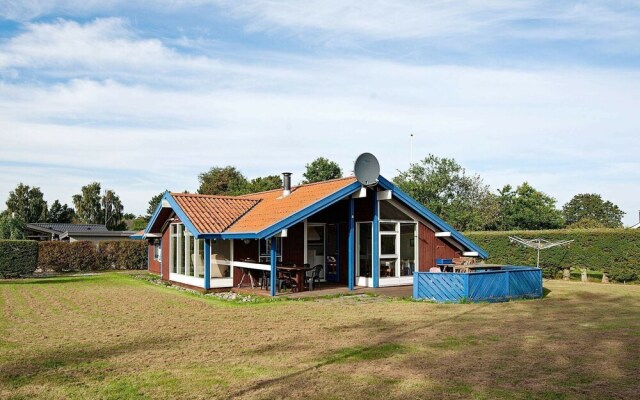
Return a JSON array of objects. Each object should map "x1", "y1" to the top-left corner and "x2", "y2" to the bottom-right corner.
[{"x1": 1, "y1": 274, "x2": 639, "y2": 399}]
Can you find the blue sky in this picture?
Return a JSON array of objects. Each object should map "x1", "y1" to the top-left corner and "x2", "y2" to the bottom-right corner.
[{"x1": 1, "y1": 1, "x2": 639, "y2": 225}]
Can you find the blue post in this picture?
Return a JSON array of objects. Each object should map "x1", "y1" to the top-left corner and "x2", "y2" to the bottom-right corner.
[
  {"x1": 204, "y1": 239, "x2": 211, "y2": 290},
  {"x1": 372, "y1": 190, "x2": 379, "y2": 288},
  {"x1": 335, "y1": 224, "x2": 340, "y2": 282},
  {"x1": 270, "y1": 237, "x2": 277, "y2": 297},
  {"x1": 412, "y1": 272, "x2": 418, "y2": 299},
  {"x1": 348, "y1": 197, "x2": 355, "y2": 291}
]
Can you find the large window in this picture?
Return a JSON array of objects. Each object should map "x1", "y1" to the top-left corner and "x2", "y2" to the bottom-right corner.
[
  {"x1": 211, "y1": 239, "x2": 232, "y2": 279},
  {"x1": 357, "y1": 222, "x2": 372, "y2": 277},
  {"x1": 169, "y1": 223, "x2": 205, "y2": 278},
  {"x1": 379, "y1": 221, "x2": 416, "y2": 278}
]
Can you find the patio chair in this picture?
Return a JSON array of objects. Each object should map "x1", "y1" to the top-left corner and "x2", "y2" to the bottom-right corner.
[{"x1": 305, "y1": 264, "x2": 323, "y2": 291}]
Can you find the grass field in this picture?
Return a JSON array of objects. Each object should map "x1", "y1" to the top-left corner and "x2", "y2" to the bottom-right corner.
[{"x1": 1, "y1": 273, "x2": 639, "y2": 400}]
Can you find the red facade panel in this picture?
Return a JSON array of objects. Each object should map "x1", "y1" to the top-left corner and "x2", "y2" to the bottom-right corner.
[
  {"x1": 418, "y1": 222, "x2": 461, "y2": 270},
  {"x1": 148, "y1": 243, "x2": 161, "y2": 275}
]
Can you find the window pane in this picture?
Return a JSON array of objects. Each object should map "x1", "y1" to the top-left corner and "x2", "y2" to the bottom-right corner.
[
  {"x1": 380, "y1": 201, "x2": 411, "y2": 220},
  {"x1": 400, "y1": 223, "x2": 416, "y2": 276},
  {"x1": 171, "y1": 234, "x2": 177, "y2": 273},
  {"x1": 380, "y1": 258, "x2": 396, "y2": 277},
  {"x1": 358, "y1": 223, "x2": 372, "y2": 277},
  {"x1": 380, "y1": 234, "x2": 397, "y2": 256},
  {"x1": 380, "y1": 222, "x2": 396, "y2": 232},
  {"x1": 211, "y1": 239, "x2": 231, "y2": 278},
  {"x1": 196, "y1": 239, "x2": 205, "y2": 278}
]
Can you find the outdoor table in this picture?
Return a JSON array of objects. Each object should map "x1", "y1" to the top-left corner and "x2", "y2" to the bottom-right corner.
[{"x1": 277, "y1": 265, "x2": 306, "y2": 292}]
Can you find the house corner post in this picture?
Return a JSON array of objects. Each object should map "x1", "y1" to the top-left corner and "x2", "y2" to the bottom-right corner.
[
  {"x1": 270, "y1": 237, "x2": 277, "y2": 297},
  {"x1": 372, "y1": 190, "x2": 379, "y2": 289},
  {"x1": 348, "y1": 197, "x2": 355, "y2": 291},
  {"x1": 204, "y1": 239, "x2": 211, "y2": 290}
]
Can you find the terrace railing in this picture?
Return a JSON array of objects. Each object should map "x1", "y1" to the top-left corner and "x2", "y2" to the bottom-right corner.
[{"x1": 413, "y1": 266, "x2": 543, "y2": 303}]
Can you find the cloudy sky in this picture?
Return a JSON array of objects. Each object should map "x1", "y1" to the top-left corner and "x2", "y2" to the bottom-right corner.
[{"x1": 1, "y1": 1, "x2": 639, "y2": 225}]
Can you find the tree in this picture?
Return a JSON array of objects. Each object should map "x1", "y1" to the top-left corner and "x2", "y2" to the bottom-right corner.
[
  {"x1": 72, "y1": 183, "x2": 127, "y2": 230},
  {"x1": 72, "y1": 182, "x2": 103, "y2": 225},
  {"x1": 197, "y1": 166, "x2": 248, "y2": 196},
  {"x1": 102, "y1": 190, "x2": 125, "y2": 230},
  {"x1": 47, "y1": 200, "x2": 75, "y2": 223},
  {"x1": 394, "y1": 155, "x2": 499, "y2": 231},
  {"x1": 562, "y1": 193, "x2": 624, "y2": 228},
  {"x1": 496, "y1": 183, "x2": 564, "y2": 230},
  {"x1": 129, "y1": 217, "x2": 149, "y2": 231},
  {"x1": 0, "y1": 214, "x2": 26, "y2": 239},
  {"x1": 302, "y1": 157, "x2": 343, "y2": 183},
  {"x1": 4, "y1": 183, "x2": 48, "y2": 223},
  {"x1": 247, "y1": 175, "x2": 282, "y2": 193},
  {"x1": 146, "y1": 192, "x2": 165, "y2": 217}
]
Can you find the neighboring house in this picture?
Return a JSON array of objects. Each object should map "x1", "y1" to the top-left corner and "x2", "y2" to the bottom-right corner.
[
  {"x1": 25, "y1": 223, "x2": 135, "y2": 244},
  {"x1": 142, "y1": 171, "x2": 488, "y2": 296},
  {"x1": 631, "y1": 223, "x2": 640, "y2": 229}
]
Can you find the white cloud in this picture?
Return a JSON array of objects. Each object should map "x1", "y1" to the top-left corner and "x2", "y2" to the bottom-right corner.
[{"x1": 0, "y1": 17, "x2": 639, "y2": 224}]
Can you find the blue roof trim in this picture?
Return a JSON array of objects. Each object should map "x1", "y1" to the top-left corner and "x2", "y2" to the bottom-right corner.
[
  {"x1": 377, "y1": 176, "x2": 489, "y2": 259},
  {"x1": 163, "y1": 193, "x2": 201, "y2": 238},
  {"x1": 144, "y1": 191, "x2": 201, "y2": 238},
  {"x1": 129, "y1": 233, "x2": 144, "y2": 240},
  {"x1": 143, "y1": 191, "x2": 169, "y2": 237}
]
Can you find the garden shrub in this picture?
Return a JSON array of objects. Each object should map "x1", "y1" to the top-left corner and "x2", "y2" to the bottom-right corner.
[
  {"x1": 0, "y1": 240, "x2": 39, "y2": 278},
  {"x1": 466, "y1": 229, "x2": 640, "y2": 282},
  {"x1": 36, "y1": 240, "x2": 147, "y2": 272},
  {"x1": 38, "y1": 241, "x2": 71, "y2": 272},
  {"x1": 68, "y1": 241, "x2": 98, "y2": 271},
  {"x1": 97, "y1": 241, "x2": 147, "y2": 270}
]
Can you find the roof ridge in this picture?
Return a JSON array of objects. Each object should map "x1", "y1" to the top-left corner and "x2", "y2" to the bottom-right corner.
[
  {"x1": 171, "y1": 192, "x2": 259, "y2": 201},
  {"x1": 237, "y1": 176, "x2": 357, "y2": 198}
]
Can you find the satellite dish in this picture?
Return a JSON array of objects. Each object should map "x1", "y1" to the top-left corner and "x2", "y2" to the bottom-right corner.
[{"x1": 354, "y1": 153, "x2": 380, "y2": 186}]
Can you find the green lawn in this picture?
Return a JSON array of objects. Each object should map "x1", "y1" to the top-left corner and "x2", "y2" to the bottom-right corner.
[{"x1": 1, "y1": 273, "x2": 639, "y2": 399}]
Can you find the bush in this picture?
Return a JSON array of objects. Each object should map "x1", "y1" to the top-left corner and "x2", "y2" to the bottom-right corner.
[
  {"x1": 466, "y1": 229, "x2": 640, "y2": 282},
  {"x1": 98, "y1": 241, "x2": 147, "y2": 270},
  {"x1": 68, "y1": 241, "x2": 98, "y2": 271},
  {"x1": 0, "y1": 240, "x2": 39, "y2": 278},
  {"x1": 38, "y1": 241, "x2": 71, "y2": 272},
  {"x1": 36, "y1": 240, "x2": 147, "y2": 272}
]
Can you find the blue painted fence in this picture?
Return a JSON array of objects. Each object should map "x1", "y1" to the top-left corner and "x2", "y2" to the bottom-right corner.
[{"x1": 412, "y1": 266, "x2": 543, "y2": 303}]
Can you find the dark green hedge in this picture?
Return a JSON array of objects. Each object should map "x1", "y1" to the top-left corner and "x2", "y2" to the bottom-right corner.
[
  {"x1": 0, "y1": 240, "x2": 39, "y2": 278},
  {"x1": 38, "y1": 240, "x2": 147, "y2": 272},
  {"x1": 465, "y1": 229, "x2": 640, "y2": 282}
]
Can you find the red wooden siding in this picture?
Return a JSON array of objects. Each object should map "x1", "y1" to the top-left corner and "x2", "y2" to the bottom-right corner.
[
  {"x1": 418, "y1": 222, "x2": 462, "y2": 271},
  {"x1": 148, "y1": 242, "x2": 161, "y2": 275}
]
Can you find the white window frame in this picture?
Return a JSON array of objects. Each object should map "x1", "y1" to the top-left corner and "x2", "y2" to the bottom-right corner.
[
  {"x1": 168, "y1": 222, "x2": 206, "y2": 288},
  {"x1": 378, "y1": 219, "x2": 417, "y2": 286}
]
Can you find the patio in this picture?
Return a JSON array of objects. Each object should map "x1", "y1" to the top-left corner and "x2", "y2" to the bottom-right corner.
[{"x1": 233, "y1": 282, "x2": 413, "y2": 299}]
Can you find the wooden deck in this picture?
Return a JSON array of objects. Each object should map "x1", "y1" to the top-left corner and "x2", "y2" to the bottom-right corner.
[{"x1": 232, "y1": 283, "x2": 413, "y2": 298}]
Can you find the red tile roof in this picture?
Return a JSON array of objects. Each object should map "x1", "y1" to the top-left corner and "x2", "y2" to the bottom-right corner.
[
  {"x1": 170, "y1": 177, "x2": 357, "y2": 234},
  {"x1": 228, "y1": 177, "x2": 357, "y2": 233},
  {"x1": 171, "y1": 194, "x2": 259, "y2": 234}
]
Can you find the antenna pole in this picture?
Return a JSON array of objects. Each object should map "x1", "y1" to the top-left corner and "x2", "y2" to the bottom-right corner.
[{"x1": 410, "y1": 133, "x2": 414, "y2": 165}]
